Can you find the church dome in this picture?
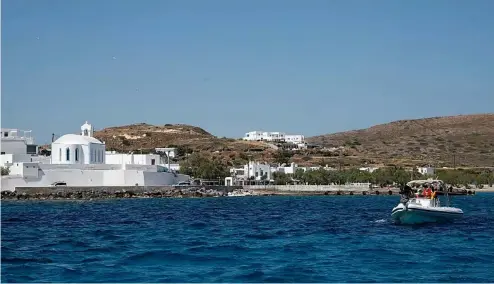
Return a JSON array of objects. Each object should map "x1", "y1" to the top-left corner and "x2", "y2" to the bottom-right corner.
[{"x1": 53, "y1": 134, "x2": 103, "y2": 145}]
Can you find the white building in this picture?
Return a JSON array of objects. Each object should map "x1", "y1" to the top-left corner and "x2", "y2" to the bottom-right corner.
[
  {"x1": 359, "y1": 167, "x2": 380, "y2": 173},
  {"x1": 417, "y1": 166, "x2": 435, "y2": 176},
  {"x1": 1, "y1": 128, "x2": 51, "y2": 166},
  {"x1": 105, "y1": 151, "x2": 180, "y2": 172},
  {"x1": 230, "y1": 161, "x2": 272, "y2": 181},
  {"x1": 284, "y1": 135, "x2": 305, "y2": 144},
  {"x1": 51, "y1": 122, "x2": 106, "y2": 165},
  {"x1": 106, "y1": 151, "x2": 160, "y2": 166},
  {"x1": 271, "y1": 162, "x2": 298, "y2": 175},
  {"x1": 1, "y1": 121, "x2": 189, "y2": 191},
  {"x1": 243, "y1": 131, "x2": 304, "y2": 144},
  {"x1": 155, "y1": 147, "x2": 177, "y2": 159},
  {"x1": 1, "y1": 128, "x2": 37, "y2": 155}
]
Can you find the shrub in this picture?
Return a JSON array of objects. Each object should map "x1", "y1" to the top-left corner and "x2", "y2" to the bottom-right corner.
[{"x1": 1, "y1": 167, "x2": 10, "y2": 176}]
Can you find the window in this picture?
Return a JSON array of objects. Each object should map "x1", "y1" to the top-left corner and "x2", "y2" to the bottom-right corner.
[
  {"x1": 151, "y1": 159, "x2": 155, "y2": 165},
  {"x1": 26, "y1": 145, "x2": 37, "y2": 154},
  {"x1": 66, "y1": 148, "x2": 70, "y2": 161},
  {"x1": 75, "y1": 148, "x2": 79, "y2": 162},
  {"x1": 59, "y1": 148, "x2": 62, "y2": 161},
  {"x1": 3, "y1": 132, "x2": 8, "y2": 137},
  {"x1": 91, "y1": 149, "x2": 94, "y2": 162},
  {"x1": 84, "y1": 129, "x2": 88, "y2": 136}
]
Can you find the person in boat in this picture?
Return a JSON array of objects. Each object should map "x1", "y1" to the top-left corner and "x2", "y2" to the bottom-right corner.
[
  {"x1": 399, "y1": 185, "x2": 414, "y2": 204},
  {"x1": 424, "y1": 186, "x2": 432, "y2": 199},
  {"x1": 399, "y1": 185, "x2": 414, "y2": 197},
  {"x1": 431, "y1": 188, "x2": 437, "y2": 199}
]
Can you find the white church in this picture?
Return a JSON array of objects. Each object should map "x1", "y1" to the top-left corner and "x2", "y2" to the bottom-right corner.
[{"x1": 0, "y1": 122, "x2": 190, "y2": 191}]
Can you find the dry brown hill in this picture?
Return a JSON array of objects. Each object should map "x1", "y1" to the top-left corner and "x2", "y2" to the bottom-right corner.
[
  {"x1": 307, "y1": 114, "x2": 494, "y2": 167},
  {"x1": 93, "y1": 123, "x2": 273, "y2": 166}
]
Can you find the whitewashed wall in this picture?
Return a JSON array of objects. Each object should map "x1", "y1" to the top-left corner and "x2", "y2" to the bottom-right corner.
[
  {"x1": 102, "y1": 170, "x2": 126, "y2": 186},
  {"x1": 1, "y1": 154, "x2": 32, "y2": 166},
  {"x1": 51, "y1": 142, "x2": 105, "y2": 165},
  {"x1": 142, "y1": 171, "x2": 189, "y2": 186},
  {"x1": 105, "y1": 153, "x2": 163, "y2": 166},
  {"x1": 1, "y1": 140, "x2": 28, "y2": 155},
  {"x1": 9, "y1": 162, "x2": 39, "y2": 178},
  {"x1": 1, "y1": 168, "x2": 190, "y2": 191},
  {"x1": 285, "y1": 135, "x2": 305, "y2": 143}
]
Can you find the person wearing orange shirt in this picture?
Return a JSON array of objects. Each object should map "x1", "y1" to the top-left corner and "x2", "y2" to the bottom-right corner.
[{"x1": 424, "y1": 187, "x2": 432, "y2": 199}]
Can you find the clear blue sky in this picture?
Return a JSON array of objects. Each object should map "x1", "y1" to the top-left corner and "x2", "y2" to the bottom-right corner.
[{"x1": 2, "y1": 0, "x2": 493, "y2": 144}]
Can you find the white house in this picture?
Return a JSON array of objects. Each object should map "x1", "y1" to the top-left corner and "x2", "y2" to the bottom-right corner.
[
  {"x1": 106, "y1": 151, "x2": 160, "y2": 166},
  {"x1": 1, "y1": 128, "x2": 50, "y2": 166},
  {"x1": 1, "y1": 128, "x2": 37, "y2": 155},
  {"x1": 105, "y1": 151, "x2": 180, "y2": 172},
  {"x1": 155, "y1": 147, "x2": 177, "y2": 159},
  {"x1": 284, "y1": 135, "x2": 305, "y2": 144},
  {"x1": 417, "y1": 166, "x2": 435, "y2": 176},
  {"x1": 243, "y1": 131, "x2": 304, "y2": 144},
  {"x1": 1, "y1": 121, "x2": 190, "y2": 191},
  {"x1": 230, "y1": 161, "x2": 272, "y2": 181},
  {"x1": 271, "y1": 162, "x2": 298, "y2": 174},
  {"x1": 359, "y1": 167, "x2": 380, "y2": 173}
]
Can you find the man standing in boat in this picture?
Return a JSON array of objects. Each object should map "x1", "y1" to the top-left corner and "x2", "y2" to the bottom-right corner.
[{"x1": 424, "y1": 186, "x2": 432, "y2": 198}]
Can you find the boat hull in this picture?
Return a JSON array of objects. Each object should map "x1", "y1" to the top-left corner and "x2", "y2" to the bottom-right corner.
[{"x1": 391, "y1": 203, "x2": 463, "y2": 225}]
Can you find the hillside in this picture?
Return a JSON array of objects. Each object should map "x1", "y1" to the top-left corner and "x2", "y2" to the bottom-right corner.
[
  {"x1": 307, "y1": 114, "x2": 494, "y2": 167},
  {"x1": 93, "y1": 123, "x2": 273, "y2": 166}
]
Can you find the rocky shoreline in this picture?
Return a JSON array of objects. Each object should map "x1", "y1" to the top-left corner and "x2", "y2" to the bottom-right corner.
[
  {"x1": 1, "y1": 187, "x2": 398, "y2": 201},
  {"x1": 0, "y1": 186, "x2": 481, "y2": 201},
  {"x1": 0, "y1": 187, "x2": 236, "y2": 200}
]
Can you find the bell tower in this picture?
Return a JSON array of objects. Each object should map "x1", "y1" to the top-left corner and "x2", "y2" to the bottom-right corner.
[{"x1": 81, "y1": 121, "x2": 94, "y2": 137}]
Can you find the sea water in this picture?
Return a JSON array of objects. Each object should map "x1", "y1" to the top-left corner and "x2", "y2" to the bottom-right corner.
[{"x1": 2, "y1": 194, "x2": 494, "y2": 282}]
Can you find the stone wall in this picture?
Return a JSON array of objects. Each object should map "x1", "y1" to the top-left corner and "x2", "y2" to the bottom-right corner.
[
  {"x1": 244, "y1": 184, "x2": 397, "y2": 192},
  {"x1": 1, "y1": 185, "x2": 243, "y2": 200}
]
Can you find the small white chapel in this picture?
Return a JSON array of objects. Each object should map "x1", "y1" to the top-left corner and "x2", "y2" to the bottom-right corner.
[{"x1": 51, "y1": 121, "x2": 106, "y2": 165}]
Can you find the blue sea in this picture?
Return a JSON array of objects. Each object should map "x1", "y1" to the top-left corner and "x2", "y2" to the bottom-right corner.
[{"x1": 2, "y1": 194, "x2": 494, "y2": 283}]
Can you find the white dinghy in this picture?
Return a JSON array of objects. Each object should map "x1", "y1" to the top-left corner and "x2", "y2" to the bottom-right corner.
[{"x1": 391, "y1": 179, "x2": 464, "y2": 225}]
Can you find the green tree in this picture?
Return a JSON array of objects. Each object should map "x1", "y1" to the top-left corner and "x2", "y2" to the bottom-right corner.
[
  {"x1": 273, "y1": 172, "x2": 291, "y2": 185},
  {"x1": 1, "y1": 167, "x2": 10, "y2": 176},
  {"x1": 477, "y1": 171, "x2": 494, "y2": 186},
  {"x1": 273, "y1": 150, "x2": 293, "y2": 165},
  {"x1": 180, "y1": 153, "x2": 229, "y2": 179}
]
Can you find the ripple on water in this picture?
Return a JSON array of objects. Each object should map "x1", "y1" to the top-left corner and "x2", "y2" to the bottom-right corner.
[{"x1": 2, "y1": 195, "x2": 494, "y2": 282}]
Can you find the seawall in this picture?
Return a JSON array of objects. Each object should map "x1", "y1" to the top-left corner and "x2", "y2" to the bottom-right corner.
[
  {"x1": 0, "y1": 185, "x2": 402, "y2": 200},
  {"x1": 1, "y1": 186, "x2": 242, "y2": 200},
  {"x1": 244, "y1": 185, "x2": 384, "y2": 192},
  {"x1": 1, "y1": 184, "x2": 479, "y2": 201}
]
